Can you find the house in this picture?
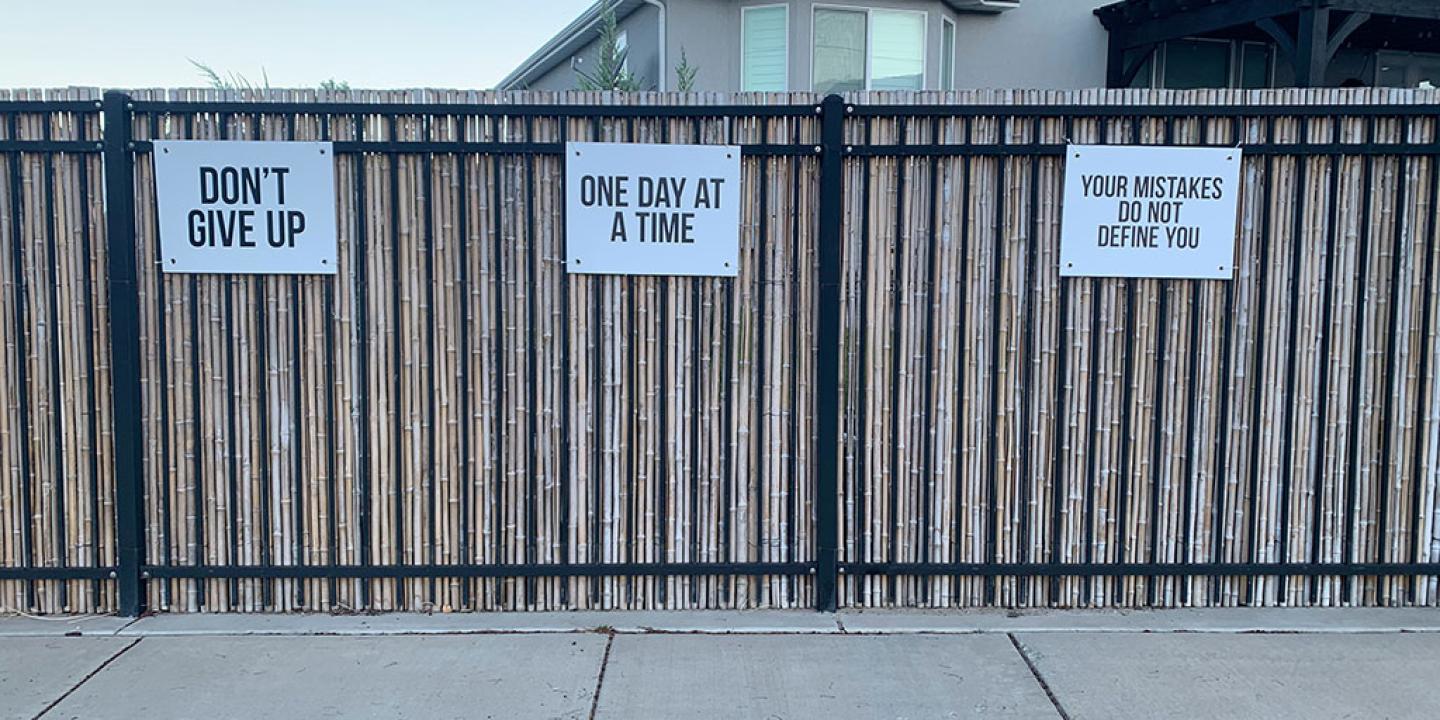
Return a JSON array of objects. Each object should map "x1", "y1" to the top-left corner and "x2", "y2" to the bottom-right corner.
[{"x1": 497, "y1": 0, "x2": 1440, "y2": 92}]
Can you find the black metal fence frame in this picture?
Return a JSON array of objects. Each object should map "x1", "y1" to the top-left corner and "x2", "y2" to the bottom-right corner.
[{"x1": 0, "y1": 91, "x2": 1436, "y2": 615}]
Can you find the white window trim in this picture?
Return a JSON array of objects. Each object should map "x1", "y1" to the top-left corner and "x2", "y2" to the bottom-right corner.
[
  {"x1": 940, "y1": 16, "x2": 956, "y2": 91},
  {"x1": 809, "y1": 4, "x2": 929, "y2": 93},
  {"x1": 617, "y1": 30, "x2": 629, "y2": 75},
  {"x1": 741, "y1": 4, "x2": 790, "y2": 92}
]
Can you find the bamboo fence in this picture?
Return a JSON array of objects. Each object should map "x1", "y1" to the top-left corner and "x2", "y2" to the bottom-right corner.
[
  {"x1": 1, "y1": 87, "x2": 1437, "y2": 613},
  {"x1": 123, "y1": 89, "x2": 820, "y2": 612},
  {"x1": 0, "y1": 88, "x2": 114, "y2": 614},
  {"x1": 838, "y1": 88, "x2": 1440, "y2": 608}
]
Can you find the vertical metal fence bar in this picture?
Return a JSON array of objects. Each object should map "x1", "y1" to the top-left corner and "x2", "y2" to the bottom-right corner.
[
  {"x1": 1277, "y1": 119, "x2": 1311, "y2": 601},
  {"x1": 918, "y1": 115, "x2": 940, "y2": 605},
  {"x1": 1145, "y1": 117, "x2": 1175, "y2": 606},
  {"x1": 888, "y1": 115, "x2": 906, "y2": 604},
  {"x1": 41, "y1": 116, "x2": 69, "y2": 610},
  {"x1": 952, "y1": 116, "x2": 973, "y2": 601},
  {"x1": 1342, "y1": 116, "x2": 1378, "y2": 602},
  {"x1": 1019, "y1": 116, "x2": 1041, "y2": 605},
  {"x1": 1048, "y1": 114, "x2": 1075, "y2": 606},
  {"x1": 458, "y1": 127, "x2": 473, "y2": 608},
  {"x1": 103, "y1": 91, "x2": 145, "y2": 616},
  {"x1": 1408, "y1": 131, "x2": 1440, "y2": 603},
  {"x1": 1210, "y1": 115, "x2": 1244, "y2": 604},
  {"x1": 1376, "y1": 116, "x2": 1411, "y2": 606},
  {"x1": 1244, "y1": 116, "x2": 1278, "y2": 603},
  {"x1": 77, "y1": 118, "x2": 103, "y2": 607},
  {"x1": 855, "y1": 113, "x2": 873, "y2": 603},
  {"x1": 8, "y1": 111, "x2": 37, "y2": 610},
  {"x1": 984, "y1": 115, "x2": 1007, "y2": 606},
  {"x1": 1309, "y1": 116, "x2": 1344, "y2": 605},
  {"x1": 351, "y1": 112, "x2": 372, "y2": 610}
]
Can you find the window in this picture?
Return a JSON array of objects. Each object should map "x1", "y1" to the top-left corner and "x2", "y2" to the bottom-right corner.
[
  {"x1": 870, "y1": 11, "x2": 925, "y2": 90},
  {"x1": 617, "y1": 30, "x2": 629, "y2": 74},
  {"x1": 812, "y1": 7, "x2": 926, "y2": 94},
  {"x1": 1162, "y1": 38, "x2": 1230, "y2": 89},
  {"x1": 1239, "y1": 42, "x2": 1272, "y2": 89},
  {"x1": 813, "y1": 8, "x2": 867, "y2": 93},
  {"x1": 1123, "y1": 47, "x2": 1156, "y2": 88},
  {"x1": 1377, "y1": 51, "x2": 1440, "y2": 88},
  {"x1": 940, "y1": 17, "x2": 956, "y2": 91},
  {"x1": 742, "y1": 5, "x2": 788, "y2": 91}
]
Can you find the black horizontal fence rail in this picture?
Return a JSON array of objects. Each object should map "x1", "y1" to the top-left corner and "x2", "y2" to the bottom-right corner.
[
  {"x1": 841, "y1": 562, "x2": 1440, "y2": 577},
  {"x1": 4, "y1": 90, "x2": 1440, "y2": 616}
]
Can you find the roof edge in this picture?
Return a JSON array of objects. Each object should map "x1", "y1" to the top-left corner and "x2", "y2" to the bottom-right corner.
[{"x1": 497, "y1": 0, "x2": 647, "y2": 91}]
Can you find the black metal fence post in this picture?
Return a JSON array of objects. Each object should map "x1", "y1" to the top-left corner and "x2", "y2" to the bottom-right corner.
[
  {"x1": 814, "y1": 94, "x2": 845, "y2": 611},
  {"x1": 103, "y1": 90, "x2": 146, "y2": 616}
]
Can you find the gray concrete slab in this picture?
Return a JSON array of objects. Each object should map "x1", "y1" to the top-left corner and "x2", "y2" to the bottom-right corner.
[
  {"x1": 0, "y1": 614, "x2": 134, "y2": 637},
  {"x1": 1016, "y1": 632, "x2": 1440, "y2": 720},
  {"x1": 595, "y1": 633, "x2": 1058, "y2": 719},
  {"x1": 113, "y1": 608, "x2": 1440, "y2": 638},
  {"x1": 838, "y1": 607, "x2": 1440, "y2": 634},
  {"x1": 120, "y1": 609, "x2": 840, "y2": 636},
  {"x1": 47, "y1": 634, "x2": 608, "y2": 720},
  {"x1": 0, "y1": 637, "x2": 134, "y2": 720}
]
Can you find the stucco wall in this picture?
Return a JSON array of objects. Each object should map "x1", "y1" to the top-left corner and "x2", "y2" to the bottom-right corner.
[
  {"x1": 946, "y1": 0, "x2": 1109, "y2": 89},
  {"x1": 527, "y1": 0, "x2": 1113, "y2": 93}
]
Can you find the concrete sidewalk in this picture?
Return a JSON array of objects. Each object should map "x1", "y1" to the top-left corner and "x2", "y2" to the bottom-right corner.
[{"x1": 4, "y1": 609, "x2": 1439, "y2": 719}]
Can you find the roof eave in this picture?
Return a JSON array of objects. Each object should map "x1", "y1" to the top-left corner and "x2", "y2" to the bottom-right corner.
[{"x1": 497, "y1": 0, "x2": 647, "y2": 90}]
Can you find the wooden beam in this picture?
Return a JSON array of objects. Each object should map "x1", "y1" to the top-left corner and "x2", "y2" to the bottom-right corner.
[
  {"x1": 1328, "y1": 0, "x2": 1440, "y2": 21},
  {"x1": 1110, "y1": 0, "x2": 1300, "y2": 49},
  {"x1": 1257, "y1": 17, "x2": 1298, "y2": 66},
  {"x1": 1326, "y1": 12, "x2": 1372, "y2": 58},
  {"x1": 1120, "y1": 45, "x2": 1159, "y2": 88}
]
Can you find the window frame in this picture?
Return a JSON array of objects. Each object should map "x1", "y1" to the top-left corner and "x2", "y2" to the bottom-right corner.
[
  {"x1": 809, "y1": 4, "x2": 929, "y2": 93},
  {"x1": 1156, "y1": 36, "x2": 1233, "y2": 89},
  {"x1": 617, "y1": 29, "x2": 629, "y2": 74},
  {"x1": 1376, "y1": 49, "x2": 1440, "y2": 87},
  {"x1": 940, "y1": 15, "x2": 956, "y2": 91},
  {"x1": 741, "y1": 3, "x2": 791, "y2": 92},
  {"x1": 1237, "y1": 40, "x2": 1275, "y2": 89}
]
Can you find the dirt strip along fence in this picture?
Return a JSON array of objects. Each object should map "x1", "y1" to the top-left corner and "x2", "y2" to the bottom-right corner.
[{"x1": 0, "y1": 88, "x2": 1437, "y2": 614}]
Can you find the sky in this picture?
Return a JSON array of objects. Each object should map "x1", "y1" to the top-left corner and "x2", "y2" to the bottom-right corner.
[{"x1": 0, "y1": 0, "x2": 595, "y2": 90}]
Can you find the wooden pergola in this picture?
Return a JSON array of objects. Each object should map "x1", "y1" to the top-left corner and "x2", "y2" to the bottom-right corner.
[{"x1": 1096, "y1": 0, "x2": 1440, "y2": 87}]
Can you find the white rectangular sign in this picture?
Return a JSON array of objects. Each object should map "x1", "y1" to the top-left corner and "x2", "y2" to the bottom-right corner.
[
  {"x1": 565, "y1": 141, "x2": 740, "y2": 277},
  {"x1": 153, "y1": 140, "x2": 337, "y2": 274},
  {"x1": 1059, "y1": 145, "x2": 1241, "y2": 279}
]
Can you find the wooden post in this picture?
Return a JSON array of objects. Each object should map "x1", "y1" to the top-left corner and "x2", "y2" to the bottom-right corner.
[{"x1": 1294, "y1": 5, "x2": 1331, "y2": 87}]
